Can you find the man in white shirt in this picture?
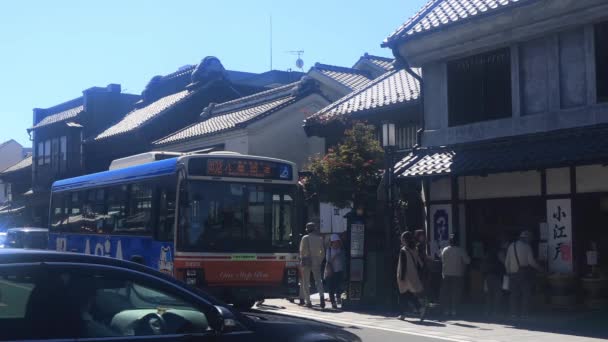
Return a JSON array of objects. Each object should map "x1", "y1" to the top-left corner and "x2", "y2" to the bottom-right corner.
[
  {"x1": 504, "y1": 230, "x2": 542, "y2": 318},
  {"x1": 440, "y1": 234, "x2": 470, "y2": 316},
  {"x1": 299, "y1": 222, "x2": 326, "y2": 308}
]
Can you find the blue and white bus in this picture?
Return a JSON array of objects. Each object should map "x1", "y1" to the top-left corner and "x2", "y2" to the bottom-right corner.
[{"x1": 49, "y1": 151, "x2": 301, "y2": 307}]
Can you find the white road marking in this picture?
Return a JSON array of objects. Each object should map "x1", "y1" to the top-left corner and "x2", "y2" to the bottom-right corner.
[{"x1": 275, "y1": 308, "x2": 473, "y2": 342}]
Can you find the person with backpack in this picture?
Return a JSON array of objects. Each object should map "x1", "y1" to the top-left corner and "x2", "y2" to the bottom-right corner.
[{"x1": 504, "y1": 230, "x2": 542, "y2": 319}]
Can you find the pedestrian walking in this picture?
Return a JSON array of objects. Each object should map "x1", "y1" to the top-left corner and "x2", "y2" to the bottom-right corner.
[
  {"x1": 481, "y1": 243, "x2": 505, "y2": 317},
  {"x1": 396, "y1": 231, "x2": 425, "y2": 320},
  {"x1": 504, "y1": 231, "x2": 542, "y2": 319},
  {"x1": 324, "y1": 234, "x2": 345, "y2": 309},
  {"x1": 440, "y1": 234, "x2": 470, "y2": 317},
  {"x1": 299, "y1": 222, "x2": 326, "y2": 309}
]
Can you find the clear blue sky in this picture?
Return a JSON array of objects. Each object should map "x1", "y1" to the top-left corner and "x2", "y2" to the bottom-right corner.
[{"x1": 0, "y1": 0, "x2": 426, "y2": 147}]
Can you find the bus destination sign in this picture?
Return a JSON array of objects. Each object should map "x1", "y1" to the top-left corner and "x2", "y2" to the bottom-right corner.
[{"x1": 189, "y1": 158, "x2": 293, "y2": 180}]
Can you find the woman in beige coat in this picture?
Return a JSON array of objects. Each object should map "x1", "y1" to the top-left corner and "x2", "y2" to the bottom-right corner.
[{"x1": 396, "y1": 231, "x2": 424, "y2": 319}]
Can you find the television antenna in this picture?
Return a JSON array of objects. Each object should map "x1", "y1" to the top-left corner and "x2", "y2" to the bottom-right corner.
[{"x1": 287, "y1": 50, "x2": 305, "y2": 71}]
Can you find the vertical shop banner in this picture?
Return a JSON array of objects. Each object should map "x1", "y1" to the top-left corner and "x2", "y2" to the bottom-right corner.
[
  {"x1": 430, "y1": 204, "x2": 452, "y2": 259},
  {"x1": 350, "y1": 223, "x2": 365, "y2": 258},
  {"x1": 546, "y1": 199, "x2": 573, "y2": 273}
]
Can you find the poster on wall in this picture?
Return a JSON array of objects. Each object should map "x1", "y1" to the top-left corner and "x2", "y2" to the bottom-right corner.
[
  {"x1": 546, "y1": 199, "x2": 573, "y2": 273},
  {"x1": 430, "y1": 204, "x2": 452, "y2": 259}
]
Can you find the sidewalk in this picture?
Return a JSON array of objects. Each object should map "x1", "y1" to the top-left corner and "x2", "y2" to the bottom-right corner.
[{"x1": 257, "y1": 296, "x2": 608, "y2": 342}]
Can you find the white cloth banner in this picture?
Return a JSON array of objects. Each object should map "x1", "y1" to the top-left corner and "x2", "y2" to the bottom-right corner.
[
  {"x1": 319, "y1": 202, "x2": 350, "y2": 233},
  {"x1": 546, "y1": 199, "x2": 573, "y2": 273}
]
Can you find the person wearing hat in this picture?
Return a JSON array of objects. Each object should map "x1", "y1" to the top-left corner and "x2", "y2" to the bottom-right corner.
[
  {"x1": 440, "y1": 233, "x2": 470, "y2": 317},
  {"x1": 324, "y1": 234, "x2": 345, "y2": 309},
  {"x1": 299, "y1": 222, "x2": 326, "y2": 308},
  {"x1": 504, "y1": 230, "x2": 542, "y2": 319},
  {"x1": 396, "y1": 231, "x2": 425, "y2": 320}
]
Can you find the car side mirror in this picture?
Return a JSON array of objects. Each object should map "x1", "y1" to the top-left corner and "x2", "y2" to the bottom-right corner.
[{"x1": 209, "y1": 305, "x2": 238, "y2": 333}]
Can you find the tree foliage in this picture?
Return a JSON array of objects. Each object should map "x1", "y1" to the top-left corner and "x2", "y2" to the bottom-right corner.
[{"x1": 303, "y1": 122, "x2": 384, "y2": 208}]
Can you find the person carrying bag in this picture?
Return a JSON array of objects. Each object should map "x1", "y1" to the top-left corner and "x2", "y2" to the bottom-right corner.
[{"x1": 504, "y1": 231, "x2": 542, "y2": 319}]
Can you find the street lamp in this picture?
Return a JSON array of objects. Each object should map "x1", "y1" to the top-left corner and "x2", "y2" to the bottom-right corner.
[{"x1": 382, "y1": 122, "x2": 396, "y2": 307}]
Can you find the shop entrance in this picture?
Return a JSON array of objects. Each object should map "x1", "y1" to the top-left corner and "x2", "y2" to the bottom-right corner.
[
  {"x1": 573, "y1": 194, "x2": 608, "y2": 275},
  {"x1": 465, "y1": 197, "x2": 545, "y2": 258}
]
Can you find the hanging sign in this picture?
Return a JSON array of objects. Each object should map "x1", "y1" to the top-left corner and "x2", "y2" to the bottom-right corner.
[
  {"x1": 546, "y1": 199, "x2": 573, "y2": 273},
  {"x1": 430, "y1": 204, "x2": 452, "y2": 259}
]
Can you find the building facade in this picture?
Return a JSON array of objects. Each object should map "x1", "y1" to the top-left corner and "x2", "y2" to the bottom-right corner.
[
  {"x1": 86, "y1": 57, "x2": 303, "y2": 173},
  {"x1": 153, "y1": 77, "x2": 328, "y2": 172},
  {"x1": 386, "y1": 0, "x2": 608, "y2": 304},
  {"x1": 0, "y1": 139, "x2": 30, "y2": 204},
  {"x1": 27, "y1": 84, "x2": 140, "y2": 226},
  {"x1": 0, "y1": 156, "x2": 33, "y2": 228}
]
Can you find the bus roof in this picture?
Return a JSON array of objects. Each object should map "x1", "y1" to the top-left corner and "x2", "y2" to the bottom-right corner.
[{"x1": 52, "y1": 157, "x2": 179, "y2": 193}]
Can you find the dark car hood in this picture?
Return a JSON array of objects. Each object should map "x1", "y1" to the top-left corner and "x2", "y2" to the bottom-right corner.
[{"x1": 245, "y1": 312, "x2": 360, "y2": 342}]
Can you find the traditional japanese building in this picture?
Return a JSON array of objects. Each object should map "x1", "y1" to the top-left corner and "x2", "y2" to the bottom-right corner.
[
  {"x1": 303, "y1": 56, "x2": 422, "y2": 304},
  {"x1": 0, "y1": 155, "x2": 33, "y2": 228},
  {"x1": 27, "y1": 84, "x2": 140, "y2": 226},
  {"x1": 152, "y1": 77, "x2": 328, "y2": 172},
  {"x1": 386, "y1": 0, "x2": 608, "y2": 306},
  {"x1": 87, "y1": 57, "x2": 303, "y2": 173},
  {"x1": 0, "y1": 139, "x2": 30, "y2": 205}
]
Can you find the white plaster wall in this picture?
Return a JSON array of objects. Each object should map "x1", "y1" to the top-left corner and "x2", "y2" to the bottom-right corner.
[
  {"x1": 163, "y1": 131, "x2": 249, "y2": 154},
  {"x1": 576, "y1": 165, "x2": 608, "y2": 193},
  {"x1": 248, "y1": 94, "x2": 328, "y2": 171},
  {"x1": 546, "y1": 167, "x2": 571, "y2": 195},
  {"x1": 460, "y1": 171, "x2": 541, "y2": 200}
]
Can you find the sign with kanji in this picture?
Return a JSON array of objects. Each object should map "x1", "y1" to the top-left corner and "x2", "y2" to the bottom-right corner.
[
  {"x1": 350, "y1": 223, "x2": 365, "y2": 258},
  {"x1": 546, "y1": 199, "x2": 573, "y2": 273},
  {"x1": 430, "y1": 204, "x2": 452, "y2": 259}
]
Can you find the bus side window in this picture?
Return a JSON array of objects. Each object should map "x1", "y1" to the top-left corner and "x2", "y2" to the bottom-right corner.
[
  {"x1": 106, "y1": 186, "x2": 127, "y2": 234},
  {"x1": 122, "y1": 183, "x2": 153, "y2": 235},
  {"x1": 67, "y1": 191, "x2": 83, "y2": 233},
  {"x1": 51, "y1": 193, "x2": 67, "y2": 232},
  {"x1": 157, "y1": 187, "x2": 176, "y2": 241}
]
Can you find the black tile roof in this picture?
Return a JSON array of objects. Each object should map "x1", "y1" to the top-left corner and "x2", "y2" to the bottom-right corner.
[
  {"x1": 30, "y1": 104, "x2": 85, "y2": 130},
  {"x1": 354, "y1": 53, "x2": 394, "y2": 71},
  {"x1": 305, "y1": 68, "x2": 420, "y2": 126},
  {"x1": 1, "y1": 156, "x2": 32, "y2": 175},
  {"x1": 395, "y1": 125, "x2": 608, "y2": 178},
  {"x1": 384, "y1": 0, "x2": 529, "y2": 46},
  {"x1": 94, "y1": 89, "x2": 193, "y2": 141},
  {"x1": 311, "y1": 63, "x2": 372, "y2": 90},
  {"x1": 153, "y1": 80, "x2": 313, "y2": 146}
]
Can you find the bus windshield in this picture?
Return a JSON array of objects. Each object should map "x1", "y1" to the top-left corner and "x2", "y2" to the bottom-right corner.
[{"x1": 177, "y1": 181, "x2": 296, "y2": 253}]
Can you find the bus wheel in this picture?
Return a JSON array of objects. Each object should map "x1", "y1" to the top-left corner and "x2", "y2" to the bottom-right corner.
[{"x1": 233, "y1": 300, "x2": 256, "y2": 310}]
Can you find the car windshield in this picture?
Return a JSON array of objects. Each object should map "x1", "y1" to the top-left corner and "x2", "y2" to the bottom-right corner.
[{"x1": 177, "y1": 181, "x2": 296, "y2": 253}]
